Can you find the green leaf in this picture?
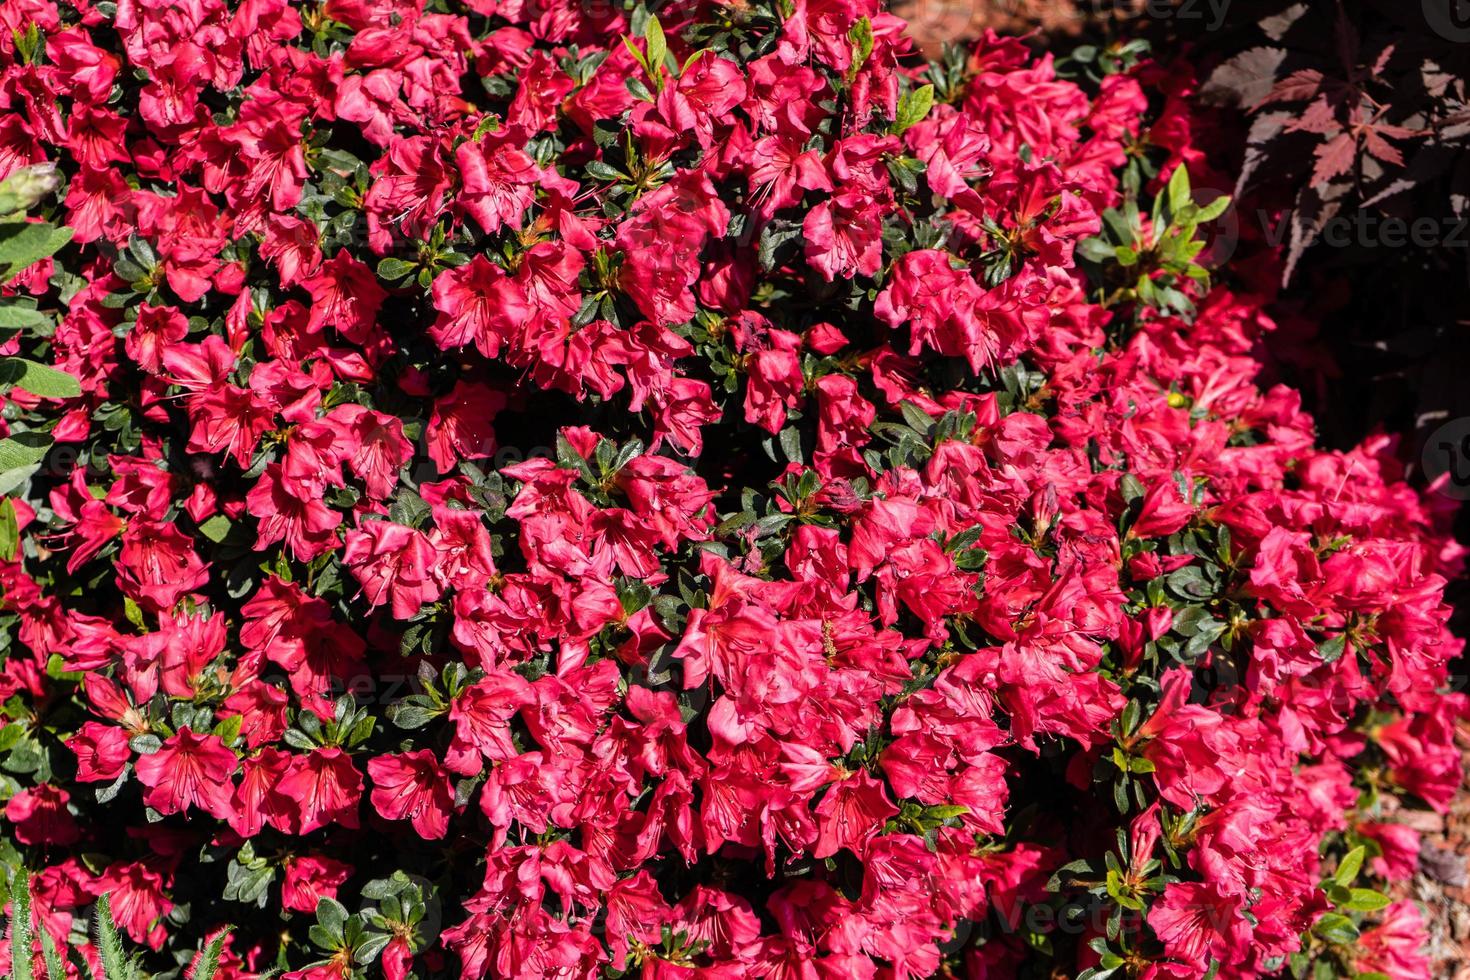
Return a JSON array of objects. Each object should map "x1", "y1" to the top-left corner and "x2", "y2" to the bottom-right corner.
[
  {"x1": 193, "y1": 929, "x2": 232, "y2": 980},
  {"x1": 923, "y1": 803, "x2": 969, "y2": 820},
  {"x1": 0, "y1": 165, "x2": 62, "y2": 218},
  {"x1": 756, "y1": 219, "x2": 803, "y2": 271},
  {"x1": 10, "y1": 870, "x2": 34, "y2": 980},
  {"x1": 1076, "y1": 238, "x2": 1117, "y2": 262},
  {"x1": 898, "y1": 400, "x2": 935, "y2": 435},
  {"x1": 777, "y1": 425, "x2": 803, "y2": 465},
  {"x1": 0, "y1": 430, "x2": 52, "y2": 471},
  {"x1": 0, "y1": 497, "x2": 17, "y2": 561},
  {"x1": 96, "y1": 894, "x2": 130, "y2": 980},
  {"x1": 316, "y1": 897, "x2": 350, "y2": 939},
  {"x1": 1167, "y1": 165, "x2": 1191, "y2": 216},
  {"x1": 846, "y1": 16, "x2": 873, "y2": 79},
  {"x1": 388, "y1": 488, "x2": 431, "y2": 528},
  {"x1": 1311, "y1": 911, "x2": 1359, "y2": 945},
  {"x1": 123, "y1": 596, "x2": 147, "y2": 630},
  {"x1": 1164, "y1": 564, "x2": 1213, "y2": 601},
  {"x1": 37, "y1": 923, "x2": 66, "y2": 980},
  {"x1": 387, "y1": 701, "x2": 442, "y2": 729},
  {"x1": 892, "y1": 84, "x2": 935, "y2": 135},
  {"x1": 1317, "y1": 634, "x2": 1347, "y2": 664},
  {"x1": 0, "y1": 222, "x2": 72, "y2": 283},
  {"x1": 197, "y1": 514, "x2": 233, "y2": 543},
  {"x1": 213, "y1": 713, "x2": 244, "y2": 745},
  {"x1": 376, "y1": 257, "x2": 416, "y2": 281},
  {"x1": 1046, "y1": 857, "x2": 1100, "y2": 891},
  {"x1": 621, "y1": 35, "x2": 649, "y2": 73},
  {"x1": 1334, "y1": 844, "x2": 1366, "y2": 886},
  {"x1": 44, "y1": 655, "x2": 82, "y2": 683},
  {"x1": 583, "y1": 160, "x2": 627, "y2": 182},
  {"x1": 354, "y1": 932, "x2": 392, "y2": 965},
  {"x1": 1341, "y1": 888, "x2": 1390, "y2": 912},
  {"x1": 1195, "y1": 195, "x2": 1231, "y2": 223},
  {"x1": 0, "y1": 358, "x2": 81, "y2": 399},
  {"x1": 223, "y1": 861, "x2": 275, "y2": 906},
  {"x1": 1103, "y1": 207, "x2": 1136, "y2": 243},
  {"x1": 129, "y1": 734, "x2": 162, "y2": 754},
  {"x1": 0, "y1": 304, "x2": 48, "y2": 331},
  {"x1": 644, "y1": 15, "x2": 667, "y2": 82}
]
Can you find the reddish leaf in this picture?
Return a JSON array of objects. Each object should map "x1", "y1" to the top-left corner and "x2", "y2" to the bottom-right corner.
[
  {"x1": 1311, "y1": 132, "x2": 1358, "y2": 185},
  {"x1": 1361, "y1": 128, "x2": 1405, "y2": 168},
  {"x1": 1284, "y1": 97, "x2": 1342, "y2": 136},
  {"x1": 1259, "y1": 68, "x2": 1327, "y2": 106}
]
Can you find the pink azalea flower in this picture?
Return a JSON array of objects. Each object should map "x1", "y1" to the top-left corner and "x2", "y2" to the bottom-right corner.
[
  {"x1": 277, "y1": 748, "x2": 363, "y2": 835},
  {"x1": 133, "y1": 727, "x2": 238, "y2": 822},
  {"x1": 366, "y1": 750, "x2": 455, "y2": 840},
  {"x1": 343, "y1": 520, "x2": 443, "y2": 620}
]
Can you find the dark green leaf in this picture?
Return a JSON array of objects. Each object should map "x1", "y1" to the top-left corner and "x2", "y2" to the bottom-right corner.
[{"x1": 0, "y1": 222, "x2": 72, "y2": 283}]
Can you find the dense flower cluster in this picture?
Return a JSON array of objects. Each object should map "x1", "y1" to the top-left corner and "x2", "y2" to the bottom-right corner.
[{"x1": 0, "y1": 0, "x2": 1464, "y2": 978}]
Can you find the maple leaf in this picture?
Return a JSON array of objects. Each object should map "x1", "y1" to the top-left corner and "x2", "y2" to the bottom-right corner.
[
  {"x1": 1285, "y1": 96, "x2": 1342, "y2": 136},
  {"x1": 1311, "y1": 132, "x2": 1358, "y2": 184},
  {"x1": 1361, "y1": 128, "x2": 1404, "y2": 168},
  {"x1": 1259, "y1": 68, "x2": 1328, "y2": 107}
]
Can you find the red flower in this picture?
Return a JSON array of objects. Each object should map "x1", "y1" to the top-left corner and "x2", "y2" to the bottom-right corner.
[
  {"x1": 803, "y1": 187, "x2": 884, "y2": 282},
  {"x1": 343, "y1": 520, "x2": 443, "y2": 619},
  {"x1": 446, "y1": 670, "x2": 531, "y2": 776},
  {"x1": 429, "y1": 256, "x2": 529, "y2": 359},
  {"x1": 246, "y1": 465, "x2": 342, "y2": 562},
  {"x1": 230, "y1": 747, "x2": 299, "y2": 838},
  {"x1": 66, "y1": 722, "x2": 130, "y2": 783},
  {"x1": 1130, "y1": 478, "x2": 1197, "y2": 539},
  {"x1": 455, "y1": 140, "x2": 538, "y2": 237},
  {"x1": 1148, "y1": 882, "x2": 1251, "y2": 973},
  {"x1": 95, "y1": 862, "x2": 172, "y2": 949},
  {"x1": 5, "y1": 784, "x2": 80, "y2": 846},
  {"x1": 367, "y1": 750, "x2": 455, "y2": 840},
  {"x1": 116, "y1": 520, "x2": 209, "y2": 612},
  {"x1": 813, "y1": 770, "x2": 899, "y2": 859},
  {"x1": 1, "y1": 1, "x2": 1465, "y2": 975},
  {"x1": 425, "y1": 381, "x2": 505, "y2": 475},
  {"x1": 281, "y1": 854, "x2": 354, "y2": 914},
  {"x1": 302, "y1": 251, "x2": 387, "y2": 346},
  {"x1": 1354, "y1": 902, "x2": 1431, "y2": 980},
  {"x1": 133, "y1": 728, "x2": 238, "y2": 822},
  {"x1": 278, "y1": 748, "x2": 364, "y2": 835}
]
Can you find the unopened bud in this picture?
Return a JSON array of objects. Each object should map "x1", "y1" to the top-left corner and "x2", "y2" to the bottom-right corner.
[{"x1": 0, "y1": 163, "x2": 62, "y2": 217}]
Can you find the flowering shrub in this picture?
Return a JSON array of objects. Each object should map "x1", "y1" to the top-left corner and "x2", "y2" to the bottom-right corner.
[
  {"x1": 4, "y1": 874, "x2": 231, "y2": 980},
  {"x1": 0, "y1": 0, "x2": 1464, "y2": 978}
]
